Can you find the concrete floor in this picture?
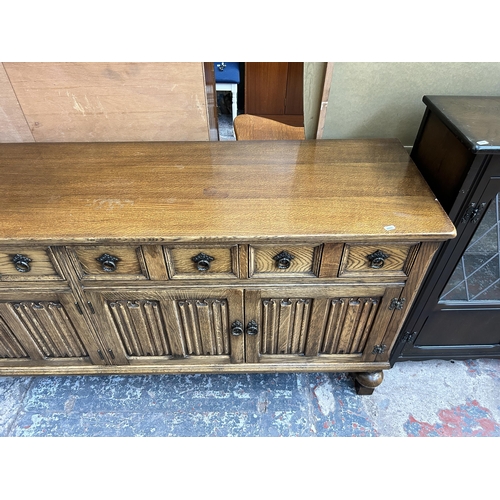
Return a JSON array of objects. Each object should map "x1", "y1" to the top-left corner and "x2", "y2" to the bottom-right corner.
[
  {"x1": 218, "y1": 111, "x2": 236, "y2": 140},
  {"x1": 1, "y1": 358, "x2": 499, "y2": 436}
]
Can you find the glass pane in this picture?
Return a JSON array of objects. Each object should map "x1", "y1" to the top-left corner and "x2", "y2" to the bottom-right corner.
[{"x1": 440, "y1": 193, "x2": 500, "y2": 303}]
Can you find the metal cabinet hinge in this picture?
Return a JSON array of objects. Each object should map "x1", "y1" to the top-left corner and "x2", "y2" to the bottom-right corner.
[
  {"x1": 389, "y1": 298, "x2": 406, "y2": 310},
  {"x1": 461, "y1": 202, "x2": 486, "y2": 224},
  {"x1": 372, "y1": 344, "x2": 387, "y2": 354},
  {"x1": 402, "y1": 332, "x2": 417, "y2": 343},
  {"x1": 87, "y1": 301, "x2": 96, "y2": 314},
  {"x1": 75, "y1": 302, "x2": 83, "y2": 315}
]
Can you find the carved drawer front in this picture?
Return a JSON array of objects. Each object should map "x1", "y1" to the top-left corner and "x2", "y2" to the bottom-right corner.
[
  {"x1": 68, "y1": 245, "x2": 150, "y2": 281},
  {"x1": 339, "y1": 243, "x2": 419, "y2": 278},
  {"x1": 249, "y1": 245, "x2": 322, "y2": 278},
  {"x1": 0, "y1": 247, "x2": 64, "y2": 282},
  {"x1": 164, "y1": 245, "x2": 239, "y2": 279}
]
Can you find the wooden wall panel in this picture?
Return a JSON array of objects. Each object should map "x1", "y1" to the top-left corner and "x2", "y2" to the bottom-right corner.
[
  {"x1": 203, "y1": 62, "x2": 219, "y2": 141},
  {"x1": 0, "y1": 64, "x2": 34, "y2": 142},
  {"x1": 2, "y1": 62, "x2": 212, "y2": 142}
]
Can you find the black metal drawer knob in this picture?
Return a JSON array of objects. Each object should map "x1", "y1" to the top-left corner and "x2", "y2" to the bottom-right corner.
[
  {"x1": 367, "y1": 250, "x2": 389, "y2": 269},
  {"x1": 192, "y1": 252, "x2": 214, "y2": 272},
  {"x1": 246, "y1": 320, "x2": 258, "y2": 336},
  {"x1": 231, "y1": 320, "x2": 244, "y2": 336},
  {"x1": 12, "y1": 254, "x2": 32, "y2": 273},
  {"x1": 273, "y1": 250, "x2": 294, "y2": 270},
  {"x1": 97, "y1": 253, "x2": 120, "y2": 272}
]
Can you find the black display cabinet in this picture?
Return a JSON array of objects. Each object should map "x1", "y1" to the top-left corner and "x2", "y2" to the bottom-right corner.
[{"x1": 391, "y1": 95, "x2": 500, "y2": 362}]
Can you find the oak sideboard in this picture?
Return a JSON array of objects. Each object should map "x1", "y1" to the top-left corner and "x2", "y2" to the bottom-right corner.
[{"x1": 0, "y1": 140, "x2": 455, "y2": 394}]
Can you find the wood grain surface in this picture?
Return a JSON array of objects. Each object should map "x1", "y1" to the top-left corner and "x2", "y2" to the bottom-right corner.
[
  {"x1": 249, "y1": 244, "x2": 319, "y2": 277},
  {"x1": 0, "y1": 65, "x2": 34, "y2": 143},
  {"x1": 0, "y1": 140, "x2": 456, "y2": 245},
  {"x1": 2, "y1": 63, "x2": 211, "y2": 142},
  {"x1": 166, "y1": 245, "x2": 238, "y2": 279},
  {"x1": 0, "y1": 247, "x2": 62, "y2": 281}
]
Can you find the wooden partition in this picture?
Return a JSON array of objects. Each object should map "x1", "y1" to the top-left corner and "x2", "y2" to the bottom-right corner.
[{"x1": 0, "y1": 62, "x2": 217, "y2": 142}]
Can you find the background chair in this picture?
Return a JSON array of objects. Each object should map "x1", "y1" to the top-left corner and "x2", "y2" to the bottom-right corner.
[
  {"x1": 233, "y1": 114, "x2": 305, "y2": 140},
  {"x1": 214, "y1": 62, "x2": 240, "y2": 122}
]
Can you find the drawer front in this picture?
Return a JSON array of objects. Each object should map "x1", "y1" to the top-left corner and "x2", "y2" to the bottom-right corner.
[
  {"x1": 164, "y1": 245, "x2": 239, "y2": 279},
  {"x1": 68, "y1": 246, "x2": 149, "y2": 281},
  {"x1": 0, "y1": 247, "x2": 64, "y2": 282},
  {"x1": 339, "y1": 243, "x2": 419, "y2": 278},
  {"x1": 249, "y1": 245, "x2": 322, "y2": 278}
]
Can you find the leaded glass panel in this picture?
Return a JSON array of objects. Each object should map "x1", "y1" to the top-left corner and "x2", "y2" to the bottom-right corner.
[{"x1": 440, "y1": 194, "x2": 500, "y2": 303}]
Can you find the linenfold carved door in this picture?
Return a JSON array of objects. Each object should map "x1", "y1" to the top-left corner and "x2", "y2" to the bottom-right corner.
[
  {"x1": 0, "y1": 291, "x2": 104, "y2": 367},
  {"x1": 88, "y1": 289, "x2": 245, "y2": 365},
  {"x1": 244, "y1": 286, "x2": 401, "y2": 364}
]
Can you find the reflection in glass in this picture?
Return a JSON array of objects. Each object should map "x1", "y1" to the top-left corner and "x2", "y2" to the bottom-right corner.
[{"x1": 440, "y1": 193, "x2": 500, "y2": 303}]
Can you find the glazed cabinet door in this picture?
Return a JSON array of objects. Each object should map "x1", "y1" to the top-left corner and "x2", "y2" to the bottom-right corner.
[
  {"x1": 0, "y1": 291, "x2": 105, "y2": 368},
  {"x1": 87, "y1": 288, "x2": 245, "y2": 366},
  {"x1": 244, "y1": 285, "x2": 402, "y2": 364}
]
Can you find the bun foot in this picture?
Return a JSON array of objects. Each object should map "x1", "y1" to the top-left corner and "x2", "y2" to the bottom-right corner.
[{"x1": 354, "y1": 370, "x2": 384, "y2": 395}]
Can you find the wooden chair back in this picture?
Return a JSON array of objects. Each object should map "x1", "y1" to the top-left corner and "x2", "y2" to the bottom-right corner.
[{"x1": 233, "y1": 114, "x2": 305, "y2": 140}]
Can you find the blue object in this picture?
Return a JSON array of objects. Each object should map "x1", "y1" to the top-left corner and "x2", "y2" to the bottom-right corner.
[{"x1": 214, "y1": 62, "x2": 240, "y2": 84}]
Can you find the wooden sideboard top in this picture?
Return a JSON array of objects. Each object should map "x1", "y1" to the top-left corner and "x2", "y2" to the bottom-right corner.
[{"x1": 0, "y1": 139, "x2": 456, "y2": 245}]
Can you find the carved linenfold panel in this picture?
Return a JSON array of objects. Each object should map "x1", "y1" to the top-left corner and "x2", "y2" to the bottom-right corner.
[
  {"x1": 321, "y1": 298, "x2": 380, "y2": 354},
  {"x1": 107, "y1": 298, "x2": 231, "y2": 358},
  {"x1": 259, "y1": 296, "x2": 382, "y2": 356},
  {"x1": 176, "y1": 299, "x2": 230, "y2": 356},
  {"x1": 8, "y1": 301, "x2": 88, "y2": 358},
  {"x1": 0, "y1": 315, "x2": 28, "y2": 358},
  {"x1": 261, "y1": 298, "x2": 312, "y2": 354},
  {"x1": 108, "y1": 300, "x2": 170, "y2": 357}
]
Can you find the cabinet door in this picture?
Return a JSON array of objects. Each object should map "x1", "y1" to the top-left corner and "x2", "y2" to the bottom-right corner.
[
  {"x1": 244, "y1": 62, "x2": 304, "y2": 126},
  {"x1": 244, "y1": 286, "x2": 401, "y2": 364},
  {"x1": 88, "y1": 288, "x2": 245, "y2": 366},
  {"x1": 245, "y1": 62, "x2": 288, "y2": 116},
  {"x1": 0, "y1": 291, "x2": 105, "y2": 368},
  {"x1": 400, "y1": 181, "x2": 500, "y2": 359}
]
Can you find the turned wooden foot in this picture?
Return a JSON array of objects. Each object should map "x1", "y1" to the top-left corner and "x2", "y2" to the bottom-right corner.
[{"x1": 354, "y1": 371, "x2": 384, "y2": 395}]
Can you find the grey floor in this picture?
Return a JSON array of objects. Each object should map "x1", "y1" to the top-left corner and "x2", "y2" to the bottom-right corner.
[
  {"x1": 1, "y1": 357, "x2": 499, "y2": 436},
  {"x1": 218, "y1": 112, "x2": 236, "y2": 140}
]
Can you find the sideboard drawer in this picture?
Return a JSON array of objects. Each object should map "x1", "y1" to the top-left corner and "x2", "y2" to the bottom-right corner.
[
  {"x1": 68, "y1": 246, "x2": 149, "y2": 281},
  {"x1": 249, "y1": 244, "x2": 322, "y2": 278},
  {"x1": 164, "y1": 245, "x2": 239, "y2": 279},
  {"x1": 339, "y1": 243, "x2": 419, "y2": 278},
  {"x1": 0, "y1": 247, "x2": 64, "y2": 281}
]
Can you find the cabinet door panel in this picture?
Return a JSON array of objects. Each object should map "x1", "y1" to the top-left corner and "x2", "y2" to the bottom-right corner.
[
  {"x1": 0, "y1": 292, "x2": 103, "y2": 366},
  {"x1": 89, "y1": 288, "x2": 244, "y2": 365},
  {"x1": 245, "y1": 62, "x2": 288, "y2": 115},
  {"x1": 245, "y1": 286, "x2": 400, "y2": 363}
]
